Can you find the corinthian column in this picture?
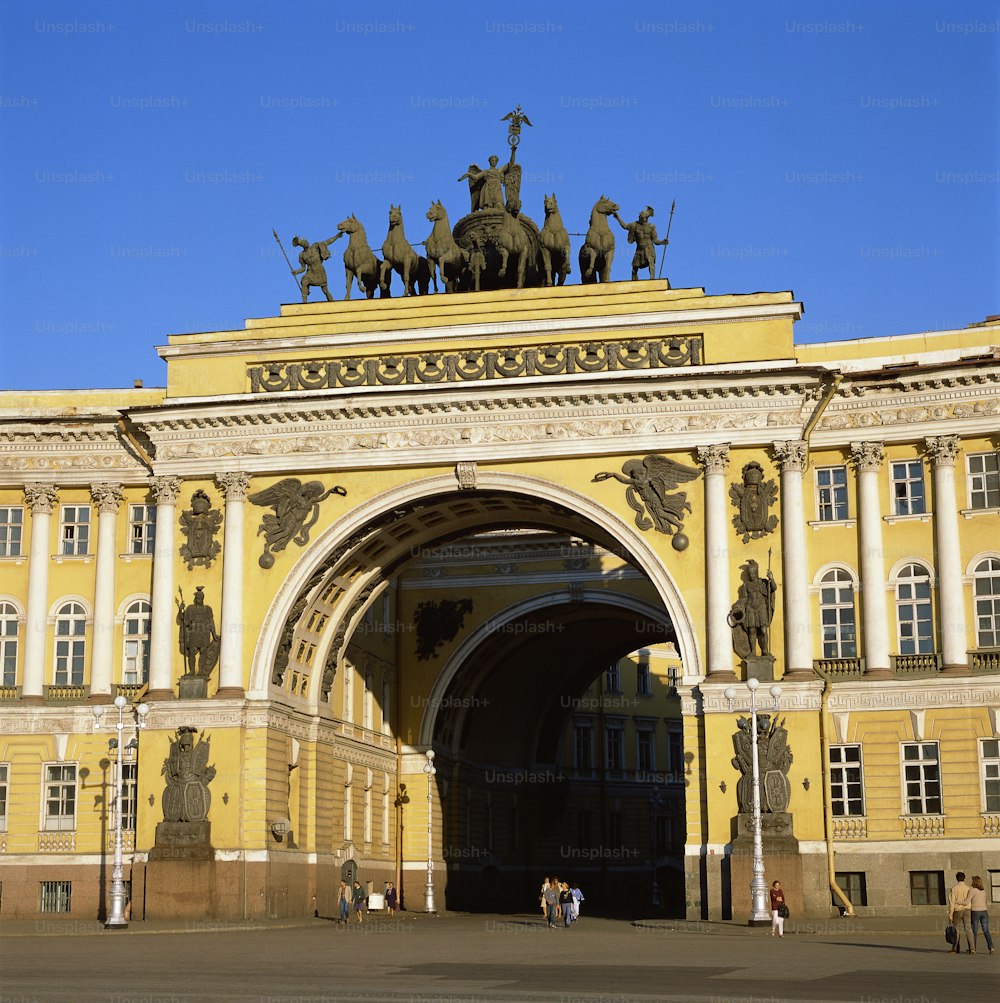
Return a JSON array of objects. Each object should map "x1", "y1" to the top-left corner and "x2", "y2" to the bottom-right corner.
[
  {"x1": 925, "y1": 436, "x2": 968, "y2": 674},
  {"x1": 850, "y1": 442, "x2": 891, "y2": 678},
  {"x1": 21, "y1": 483, "x2": 58, "y2": 704},
  {"x1": 147, "y1": 476, "x2": 181, "y2": 700},
  {"x1": 697, "y1": 444, "x2": 735, "y2": 680},
  {"x1": 88, "y1": 483, "x2": 124, "y2": 701},
  {"x1": 773, "y1": 441, "x2": 813, "y2": 679},
  {"x1": 216, "y1": 472, "x2": 250, "y2": 698}
]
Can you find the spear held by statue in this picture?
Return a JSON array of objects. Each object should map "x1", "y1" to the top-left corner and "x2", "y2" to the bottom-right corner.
[{"x1": 657, "y1": 199, "x2": 676, "y2": 280}]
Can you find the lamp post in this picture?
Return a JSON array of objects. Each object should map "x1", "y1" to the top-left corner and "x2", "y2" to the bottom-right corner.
[
  {"x1": 649, "y1": 786, "x2": 663, "y2": 910},
  {"x1": 724, "y1": 678, "x2": 781, "y2": 926},
  {"x1": 423, "y1": 749, "x2": 437, "y2": 913},
  {"x1": 92, "y1": 694, "x2": 149, "y2": 929}
]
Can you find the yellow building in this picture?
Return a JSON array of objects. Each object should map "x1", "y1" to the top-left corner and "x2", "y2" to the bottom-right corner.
[{"x1": 0, "y1": 282, "x2": 997, "y2": 921}]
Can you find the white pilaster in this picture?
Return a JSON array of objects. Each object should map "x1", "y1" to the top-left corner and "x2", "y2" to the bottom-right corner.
[
  {"x1": 147, "y1": 477, "x2": 181, "y2": 699},
  {"x1": 850, "y1": 442, "x2": 890, "y2": 677},
  {"x1": 88, "y1": 483, "x2": 124, "y2": 700},
  {"x1": 925, "y1": 436, "x2": 968, "y2": 673},
  {"x1": 773, "y1": 441, "x2": 813, "y2": 678},
  {"x1": 22, "y1": 483, "x2": 58, "y2": 704},
  {"x1": 216, "y1": 472, "x2": 250, "y2": 697},
  {"x1": 697, "y1": 444, "x2": 734, "y2": 679}
]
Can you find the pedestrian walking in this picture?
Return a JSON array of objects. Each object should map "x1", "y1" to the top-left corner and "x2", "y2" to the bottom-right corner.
[
  {"x1": 968, "y1": 875, "x2": 994, "y2": 954},
  {"x1": 352, "y1": 880, "x2": 367, "y2": 924},
  {"x1": 543, "y1": 877, "x2": 560, "y2": 928},
  {"x1": 539, "y1": 876, "x2": 549, "y2": 918},
  {"x1": 559, "y1": 882, "x2": 574, "y2": 927},
  {"x1": 769, "y1": 879, "x2": 787, "y2": 938},
  {"x1": 570, "y1": 882, "x2": 584, "y2": 922},
  {"x1": 338, "y1": 880, "x2": 350, "y2": 924},
  {"x1": 385, "y1": 882, "x2": 398, "y2": 917},
  {"x1": 948, "y1": 871, "x2": 973, "y2": 953}
]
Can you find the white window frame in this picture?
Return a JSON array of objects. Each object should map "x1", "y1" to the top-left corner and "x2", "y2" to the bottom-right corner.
[
  {"x1": 901, "y1": 741, "x2": 942, "y2": 816},
  {"x1": 0, "y1": 600, "x2": 20, "y2": 687},
  {"x1": 636, "y1": 725, "x2": 656, "y2": 774},
  {"x1": 53, "y1": 601, "x2": 87, "y2": 685},
  {"x1": 829, "y1": 744, "x2": 865, "y2": 817},
  {"x1": 967, "y1": 451, "x2": 1000, "y2": 510},
  {"x1": 981, "y1": 738, "x2": 1000, "y2": 814},
  {"x1": 0, "y1": 506, "x2": 23, "y2": 557},
  {"x1": 818, "y1": 568, "x2": 858, "y2": 659},
  {"x1": 894, "y1": 563, "x2": 934, "y2": 655},
  {"x1": 121, "y1": 759, "x2": 138, "y2": 832},
  {"x1": 636, "y1": 658, "x2": 652, "y2": 696},
  {"x1": 129, "y1": 504, "x2": 156, "y2": 556},
  {"x1": 605, "y1": 662, "x2": 621, "y2": 694},
  {"x1": 890, "y1": 459, "x2": 927, "y2": 516},
  {"x1": 362, "y1": 669, "x2": 374, "y2": 730},
  {"x1": 42, "y1": 763, "x2": 78, "y2": 831},
  {"x1": 666, "y1": 720, "x2": 684, "y2": 779},
  {"x1": 573, "y1": 721, "x2": 594, "y2": 771},
  {"x1": 816, "y1": 465, "x2": 849, "y2": 521},
  {"x1": 122, "y1": 599, "x2": 151, "y2": 685},
  {"x1": 0, "y1": 762, "x2": 8, "y2": 830},
  {"x1": 60, "y1": 505, "x2": 91, "y2": 556},
  {"x1": 972, "y1": 557, "x2": 1000, "y2": 648},
  {"x1": 605, "y1": 721, "x2": 625, "y2": 773},
  {"x1": 989, "y1": 870, "x2": 1000, "y2": 905}
]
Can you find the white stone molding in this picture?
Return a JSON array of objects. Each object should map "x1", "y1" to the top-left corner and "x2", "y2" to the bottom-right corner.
[
  {"x1": 909, "y1": 709, "x2": 926, "y2": 742},
  {"x1": 455, "y1": 461, "x2": 478, "y2": 490},
  {"x1": 773, "y1": 440, "x2": 812, "y2": 675},
  {"x1": 24, "y1": 483, "x2": 59, "y2": 515},
  {"x1": 149, "y1": 476, "x2": 182, "y2": 505},
  {"x1": 850, "y1": 441, "x2": 889, "y2": 674},
  {"x1": 148, "y1": 477, "x2": 181, "y2": 696},
  {"x1": 810, "y1": 562, "x2": 861, "y2": 589},
  {"x1": 826, "y1": 677, "x2": 1000, "y2": 713},
  {"x1": 772, "y1": 439, "x2": 808, "y2": 473},
  {"x1": 964, "y1": 551, "x2": 1000, "y2": 578},
  {"x1": 22, "y1": 488, "x2": 58, "y2": 701},
  {"x1": 215, "y1": 472, "x2": 251, "y2": 695},
  {"x1": 924, "y1": 435, "x2": 961, "y2": 467},
  {"x1": 697, "y1": 444, "x2": 732, "y2": 678}
]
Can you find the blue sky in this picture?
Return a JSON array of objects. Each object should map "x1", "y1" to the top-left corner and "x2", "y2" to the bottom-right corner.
[{"x1": 1, "y1": 1, "x2": 997, "y2": 391}]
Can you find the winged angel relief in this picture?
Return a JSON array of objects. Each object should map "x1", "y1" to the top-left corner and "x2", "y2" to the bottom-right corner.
[
  {"x1": 248, "y1": 478, "x2": 347, "y2": 569},
  {"x1": 592, "y1": 455, "x2": 701, "y2": 548}
]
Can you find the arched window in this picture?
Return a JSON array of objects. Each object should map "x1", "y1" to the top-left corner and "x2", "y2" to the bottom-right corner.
[
  {"x1": 54, "y1": 602, "x2": 86, "y2": 685},
  {"x1": 973, "y1": 558, "x2": 1000, "y2": 648},
  {"x1": 896, "y1": 564, "x2": 933, "y2": 655},
  {"x1": 0, "y1": 601, "x2": 19, "y2": 687},
  {"x1": 819, "y1": 569, "x2": 857, "y2": 658},
  {"x1": 122, "y1": 600, "x2": 151, "y2": 685}
]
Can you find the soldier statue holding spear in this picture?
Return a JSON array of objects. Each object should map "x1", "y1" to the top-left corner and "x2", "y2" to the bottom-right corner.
[
  {"x1": 613, "y1": 202, "x2": 673, "y2": 282},
  {"x1": 273, "y1": 229, "x2": 343, "y2": 303}
]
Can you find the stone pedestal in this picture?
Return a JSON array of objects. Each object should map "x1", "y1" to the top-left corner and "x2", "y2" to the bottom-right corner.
[
  {"x1": 145, "y1": 820, "x2": 214, "y2": 919},
  {"x1": 729, "y1": 812, "x2": 803, "y2": 921},
  {"x1": 178, "y1": 675, "x2": 208, "y2": 700},
  {"x1": 743, "y1": 654, "x2": 775, "y2": 682},
  {"x1": 150, "y1": 820, "x2": 212, "y2": 859}
]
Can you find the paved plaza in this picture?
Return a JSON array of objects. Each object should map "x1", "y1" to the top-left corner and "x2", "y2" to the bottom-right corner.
[{"x1": 1, "y1": 912, "x2": 996, "y2": 1003}]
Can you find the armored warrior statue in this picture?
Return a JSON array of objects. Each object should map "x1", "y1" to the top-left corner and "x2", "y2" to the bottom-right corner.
[
  {"x1": 176, "y1": 586, "x2": 220, "y2": 678},
  {"x1": 291, "y1": 233, "x2": 343, "y2": 302},
  {"x1": 614, "y1": 206, "x2": 669, "y2": 281},
  {"x1": 728, "y1": 559, "x2": 777, "y2": 658}
]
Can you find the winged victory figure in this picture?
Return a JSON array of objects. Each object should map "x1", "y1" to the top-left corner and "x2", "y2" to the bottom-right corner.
[
  {"x1": 248, "y1": 478, "x2": 347, "y2": 568},
  {"x1": 592, "y1": 454, "x2": 701, "y2": 535}
]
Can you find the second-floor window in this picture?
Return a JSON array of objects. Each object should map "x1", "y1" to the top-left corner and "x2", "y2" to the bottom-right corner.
[
  {"x1": 981, "y1": 739, "x2": 1000, "y2": 814},
  {"x1": 817, "y1": 466, "x2": 849, "y2": 521},
  {"x1": 968, "y1": 451, "x2": 1000, "y2": 510},
  {"x1": 122, "y1": 600, "x2": 151, "y2": 685},
  {"x1": 129, "y1": 505, "x2": 156, "y2": 555},
  {"x1": 573, "y1": 724, "x2": 593, "y2": 770},
  {"x1": 896, "y1": 564, "x2": 934, "y2": 655},
  {"x1": 0, "y1": 601, "x2": 19, "y2": 686},
  {"x1": 605, "y1": 725, "x2": 624, "y2": 772},
  {"x1": 605, "y1": 662, "x2": 620, "y2": 694},
  {"x1": 636, "y1": 659, "x2": 651, "y2": 696},
  {"x1": 902, "y1": 742, "x2": 941, "y2": 815},
  {"x1": 891, "y1": 460, "x2": 926, "y2": 515},
  {"x1": 43, "y1": 764, "x2": 77, "y2": 830},
  {"x1": 121, "y1": 760, "x2": 138, "y2": 831},
  {"x1": 53, "y1": 602, "x2": 86, "y2": 685},
  {"x1": 60, "y1": 506, "x2": 90, "y2": 556},
  {"x1": 819, "y1": 568, "x2": 857, "y2": 658},
  {"x1": 830, "y1": 744, "x2": 864, "y2": 816},
  {"x1": 0, "y1": 506, "x2": 23, "y2": 557},
  {"x1": 636, "y1": 728, "x2": 655, "y2": 773},
  {"x1": 974, "y1": 558, "x2": 1000, "y2": 648}
]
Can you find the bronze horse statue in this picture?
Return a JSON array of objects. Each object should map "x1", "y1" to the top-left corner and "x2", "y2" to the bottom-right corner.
[
  {"x1": 380, "y1": 204, "x2": 431, "y2": 296},
  {"x1": 425, "y1": 201, "x2": 468, "y2": 293},
  {"x1": 579, "y1": 195, "x2": 619, "y2": 283},
  {"x1": 493, "y1": 203, "x2": 531, "y2": 289},
  {"x1": 539, "y1": 194, "x2": 571, "y2": 286},
  {"x1": 336, "y1": 215, "x2": 383, "y2": 299}
]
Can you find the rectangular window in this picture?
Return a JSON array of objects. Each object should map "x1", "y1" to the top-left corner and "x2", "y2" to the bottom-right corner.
[
  {"x1": 902, "y1": 742, "x2": 942, "y2": 815},
  {"x1": 968, "y1": 452, "x2": 1000, "y2": 510},
  {"x1": 608, "y1": 811, "x2": 624, "y2": 848},
  {"x1": 0, "y1": 507, "x2": 23, "y2": 557},
  {"x1": 909, "y1": 870, "x2": 945, "y2": 906},
  {"x1": 0, "y1": 763, "x2": 8, "y2": 830},
  {"x1": 666, "y1": 721, "x2": 684, "y2": 779},
  {"x1": 1, "y1": 608, "x2": 17, "y2": 687},
  {"x1": 129, "y1": 505, "x2": 156, "y2": 555},
  {"x1": 817, "y1": 466, "x2": 849, "y2": 521},
  {"x1": 573, "y1": 724, "x2": 593, "y2": 770},
  {"x1": 830, "y1": 745, "x2": 865, "y2": 817},
  {"x1": 989, "y1": 870, "x2": 1000, "y2": 905},
  {"x1": 833, "y1": 871, "x2": 868, "y2": 908},
  {"x1": 605, "y1": 725, "x2": 624, "y2": 773},
  {"x1": 121, "y1": 761, "x2": 137, "y2": 831},
  {"x1": 636, "y1": 660, "x2": 652, "y2": 696},
  {"x1": 636, "y1": 729, "x2": 655, "y2": 773},
  {"x1": 981, "y1": 739, "x2": 1000, "y2": 813},
  {"x1": 39, "y1": 880, "x2": 72, "y2": 913},
  {"x1": 605, "y1": 662, "x2": 620, "y2": 694},
  {"x1": 890, "y1": 460, "x2": 926, "y2": 515},
  {"x1": 43, "y1": 764, "x2": 77, "y2": 831},
  {"x1": 60, "y1": 506, "x2": 90, "y2": 556}
]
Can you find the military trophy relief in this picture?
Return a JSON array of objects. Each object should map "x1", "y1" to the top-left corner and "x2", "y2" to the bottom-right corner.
[
  {"x1": 178, "y1": 489, "x2": 222, "y2": 570},
  {"x1": 592, "y1": 454, "x2": 700, "y2": 552},
  {"x1": 273, "y1": 105, "x2": 678, "y2": 299},
  {"x1": 248, "y1": 478, "x2": 347, "y2": 569},
  {"x1": 728, "y1": 557, "x2": 778, "y2": 682},
  {"x1": 414, "y1": 598, "x2": 473, "y2": 661},
  {"x1": 176, "y1": 586, "x2": 220, "y2": 700},
  {"x1": 149, "y1": 726, "x2": 216, "y2": 859},
  {"x1": 730, "y1": 461, "x2": 778, "y2": 544},
  {"x1": 731, "y1": 713, "x2": 796, "y2": 847}
]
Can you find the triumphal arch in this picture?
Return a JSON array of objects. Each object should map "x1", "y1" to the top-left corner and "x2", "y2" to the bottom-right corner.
[{"x1": 1, "y1": 114, "x2": 998, "y2": 922}]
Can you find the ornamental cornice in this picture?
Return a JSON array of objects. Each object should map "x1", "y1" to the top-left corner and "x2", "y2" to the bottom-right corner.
[
  {"x1": 819, "y1": 381, "x2": 1000, "y2": 432},
  {"x1": 825, "y1": 677, "x2": 1000, "y2": 712},
  {"x1": 680, "y1": 679, "x2": 825, "y2": 716}
]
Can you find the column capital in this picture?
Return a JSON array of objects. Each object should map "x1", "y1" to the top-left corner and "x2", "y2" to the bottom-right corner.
[
  {"x1": 216, "y1": 471, "x2": 251, "y2": 500},
  {"x1": 772, "y1": 440, "x2": 808, "y2": 472},
  {"x1": 924, "y1": 435, "x2": 961, "y2": 467},
  {"x1": 849, "y1": 441, "x2": 885, "y2": 472},
  {"x1": 696, "y1": 443, "x2": 730, "y2": 473},
  {"x1": 150, "y1": 476, "x2": 182, "y2": 504},
  {"x1": 23, "y1": 482, "x2": 59, "y2": 514},
  {"x1": 90, "y1": 482, "x2": 124, "y2": 513}
]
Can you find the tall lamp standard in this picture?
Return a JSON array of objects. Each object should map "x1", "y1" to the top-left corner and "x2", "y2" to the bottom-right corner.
[
  {"x1": 724, "y1": 678, "x2": 781, "y2": 926},
  {"x1": 423, "y1": 749, "x2": 437, "y2": 913},
  {"x1": 92, "y1": 694, "x2": 149, "y2": 929}
]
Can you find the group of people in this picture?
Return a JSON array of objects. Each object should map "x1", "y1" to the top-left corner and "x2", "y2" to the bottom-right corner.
[
  {"x1": 337, "y1": 879, "x2": 400, "y2": 924},
  {"x1": 948, "y1": 872, "x2": 994, "y2": 954},
  {"x1": 539, "y1": 877, "x2": 584, "y2": 928}
]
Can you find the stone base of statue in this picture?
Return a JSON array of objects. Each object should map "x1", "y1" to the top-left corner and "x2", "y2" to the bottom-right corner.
[
  {"x1": 150, "y1": 820, "x2": 213, "y2": 860},
  {"x1": 743, "y1": 654, "x2": 775, "y2": 682},
  {"x1": 733, "y1": 811, "x2": 797, "y2": 849},
  {"x1": 729, "y1": 812, "x2": 810, "y2": 920},
  {"x1": 178, "y1": 674, "x2": 208, "y2": 700},
  {"x1": 452, "y1": 209, "x2": 543, "y2": 290},
  {"x1": 145, "y1": 821, "x2": 214, "y2": 919}
]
